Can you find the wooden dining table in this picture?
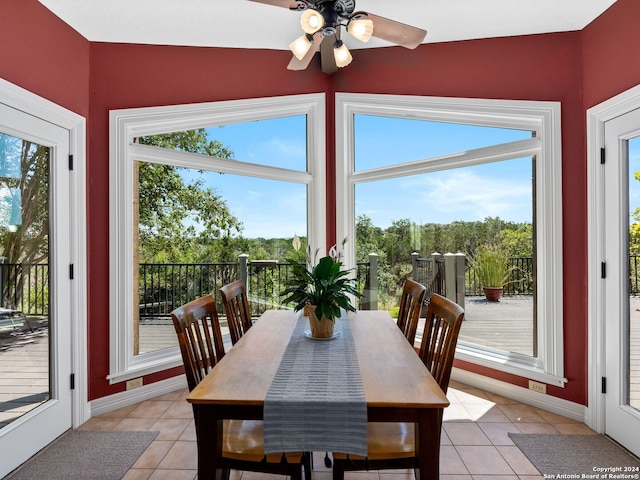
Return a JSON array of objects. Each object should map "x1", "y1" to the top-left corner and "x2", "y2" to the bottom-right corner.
[{"x1": 187, "y1": 309, "x2": 450, "y2": 480}]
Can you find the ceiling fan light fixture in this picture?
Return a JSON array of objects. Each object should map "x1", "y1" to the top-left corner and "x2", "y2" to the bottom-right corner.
[
  {"x1": 347, "y1": 17, "x2": 373, "y2": 43},
  {"x1": 333, "y1": 40, "x2": 353, "y2": 68},
  {"x1": 289, "y1": 34, "x2": 313, "y2": 60},
  {"x1": 300, "y1": 9, "x2": 324, "y2": 34}
]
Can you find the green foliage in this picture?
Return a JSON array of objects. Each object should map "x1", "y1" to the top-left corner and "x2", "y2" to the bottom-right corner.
[
  {"x1": 469, "y1": 244, "x2": 515, "y2": 288},
  {"x1": 353, "y1": 214, "x2": 533, "y2": 309},
  {"x1": 281, "y1": 255, "x2": 362, "y2": 322},
  {"x1": 138, "y1": 129, "x2": 234, "y2": 158},
  {"x1": 500, "y1": 224, "x2": 533, "y2": 257},
  {"x1": 629, "y1": 160, "x2": 640, "y2": 253},
  {"x1": 631, "y1": 223, "x2": 640, "y2": 255},
  {"x1": 136, "y1": 130, "x2": 242, "y2": 263}
]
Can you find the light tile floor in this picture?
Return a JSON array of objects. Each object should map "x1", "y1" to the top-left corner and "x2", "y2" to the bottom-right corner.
[{"x1": 78, "y1": 380, "x2": 597, "y2": 480}]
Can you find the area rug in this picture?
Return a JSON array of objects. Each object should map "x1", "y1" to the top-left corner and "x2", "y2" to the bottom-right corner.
[
  {"x1": 509, "y1": 433, "x2": 640, "y2": 476},
  {"x1": 6, "y1": 430, "x2": 158, "y2": 480}
]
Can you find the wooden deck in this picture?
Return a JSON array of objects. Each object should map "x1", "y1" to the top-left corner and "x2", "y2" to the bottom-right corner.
[
  {"x1": 1, "y1": 298, "x2": 638, "y2": 428},
  {"x1": 0, "y1": 318, "x2": 49, "y2": 429},
  {"x1": 459, "y1": 296, "x2": 535, "y2": 356}
]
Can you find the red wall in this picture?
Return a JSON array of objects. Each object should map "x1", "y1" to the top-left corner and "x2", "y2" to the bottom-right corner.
[
  {"x1": 2, "y1": 0, "x2": 638, "y2": 407},
  {"x1": 0, "y1": 0, "x2": 89, "y2": 117},
  {"x1": 582, "y1": 0, "x2": 640, "y2": 109}
]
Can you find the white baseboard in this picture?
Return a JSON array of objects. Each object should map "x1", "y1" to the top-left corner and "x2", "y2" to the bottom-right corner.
[
  {"x1": 90, "y1": 376, "x2": 187, "y2": 418},
  {"x1": 452, "y1": 367, "x2": 586, "y2": 423},
  {"x1": 89, "y1": 369, "x2": 585, "y2": 425}
]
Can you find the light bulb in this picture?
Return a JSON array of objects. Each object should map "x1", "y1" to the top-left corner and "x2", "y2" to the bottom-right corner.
[
  {"x1": 347, "y1": 18, "x2": 374, "y2": 43},
  {"x1": 333, "y1": 41, "x2": 352, "y2": 68},
  {"x1": 289, "y1": 34, "x2": 313, "y2": 60},
  {"x1": 300, "y1": 9, "x2": 324, "y2": 34}
]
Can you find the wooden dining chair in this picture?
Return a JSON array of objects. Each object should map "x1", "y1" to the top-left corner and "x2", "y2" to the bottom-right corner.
[
  {"x1": 170, "y1": 294, "x2": 310, "y2": 480},
  {"x1": 395, "y1": 278, "x2": 427, "y2": 346},
  {"x1": 220, "y1": 279, "x2": 254, "y2": 345},
  {"x1": 331, "y1": 293, "x2": 464, "y2": 480},
  {"x1": 170, "y1": 294, "x2": 226, "y2": 392}
]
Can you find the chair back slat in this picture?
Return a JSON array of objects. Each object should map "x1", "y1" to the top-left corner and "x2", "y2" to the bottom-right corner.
[
  {"x1": 396, "y1": 279, "x2": 427, "y2": 346},
  {"x1": 220, "y1": 280, "x2": 253, "y2": 345},
  {"x1": 418, "y1": 293, "x2": 464, "y2": 393},
  {"x1": 171, "y1": 294, "x2": 225, "y2": 391}
]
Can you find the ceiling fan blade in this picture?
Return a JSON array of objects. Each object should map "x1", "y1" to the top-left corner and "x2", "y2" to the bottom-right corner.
[
  {"x1": 287, "y1": 32, "x2": 325, "y2": 71},
  {"x1": 364, "y1": 12, "x2": 427, "y2": 49},
  {"x1": 320, "y1": 33, "x2": 338, "y2": 75},
  {"x1": 247, "y1": 0, "x2": 305, "y2": 9}
]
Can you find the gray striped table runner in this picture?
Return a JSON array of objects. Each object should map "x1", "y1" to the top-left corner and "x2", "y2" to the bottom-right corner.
[{"x1": 263, "y1": 313, "x2": 368, "y2": 457}]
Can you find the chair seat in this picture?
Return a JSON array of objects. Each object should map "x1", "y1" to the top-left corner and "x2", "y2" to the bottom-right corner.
[
  {"x1": 223, "y1": 420, "x2": 305, "y2": 463},
  {"x1": 332, "y1": 422, "x2": 415, "y2": 461}
]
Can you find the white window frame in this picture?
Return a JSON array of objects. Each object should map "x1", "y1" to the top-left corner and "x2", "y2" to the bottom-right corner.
[
  {"x1": 108, "y1": 94, "x2": 326, "y2": 383},
  {"x1": 336, "y1": 93, "x2": 566, "y2": 387}
]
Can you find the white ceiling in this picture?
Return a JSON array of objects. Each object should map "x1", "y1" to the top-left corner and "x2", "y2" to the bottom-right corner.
[{"x1": 38, "y1": 0, "x2": 617, "y2": 51}]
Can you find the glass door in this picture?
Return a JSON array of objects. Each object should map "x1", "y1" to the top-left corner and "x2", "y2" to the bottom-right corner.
[
  {"x1": 0, "y1": 102, "x2": 72, "y2": 477},
  {"x1": 603, "y1": 107, "x2": 640, "y2": 458}
]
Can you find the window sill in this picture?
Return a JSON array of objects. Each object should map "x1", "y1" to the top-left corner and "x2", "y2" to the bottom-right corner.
[
  {"x1": 456, "y1": 342, "x2": 568, "y2": 387},
  {"x1": 107, "y1": 349, "x2": 183, "y2": 385}
]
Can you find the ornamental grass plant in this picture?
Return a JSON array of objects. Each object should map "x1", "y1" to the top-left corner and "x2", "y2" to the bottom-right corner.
[{"x1": 469, "y1": 244, "x2": 515, "y2": 288}]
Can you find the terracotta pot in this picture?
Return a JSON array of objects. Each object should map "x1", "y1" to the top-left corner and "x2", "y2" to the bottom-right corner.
[
  {"x1": 483, "y1": 286, "x2": 504, "y2": 302},
  {"x1": 306, "y1": 305, "x2": 335, "y2": 338}
]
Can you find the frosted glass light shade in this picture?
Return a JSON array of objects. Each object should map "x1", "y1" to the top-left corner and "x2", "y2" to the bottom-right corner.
[
  {"x1": 289, "y1": 35, "x2": 313, "y2": 60},
  {"x1": 301, "y1": 9, "x2": 324, "y2": 34},
  {"x1": 333, "y1": 42, "x2": 352, "y2": 68},
  {"x1": 347, "y1": 18, "x2": 374, "y2": 42}
]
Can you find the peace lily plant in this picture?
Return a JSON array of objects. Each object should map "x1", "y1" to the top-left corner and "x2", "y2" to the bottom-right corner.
[{"x1": 282, "y1": 236, "x2": 361, "y2": 338}]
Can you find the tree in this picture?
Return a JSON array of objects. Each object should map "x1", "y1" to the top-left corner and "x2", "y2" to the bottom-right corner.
[
  {"x1": 381, "y1": 218, "x2": 414, "y2": 267},
  {"x1": 500, "y1": 224, "x2": 533, "y2": 257},
  {"x1": 137, "y1": 129, "x2": 242, "y2": 263},
  {"x1": 630, "y1": 168, "x2": 640, "y2": 254},
  {"x1": 0, "y1": 134, "x2": 49, "y2": 308},
  {"x1": 355, "y1": 215, "x2": 382, "y2": 262}
]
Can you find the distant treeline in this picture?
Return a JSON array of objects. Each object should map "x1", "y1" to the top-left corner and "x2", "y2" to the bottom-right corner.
[{"x1": 140, "y1": 215, "x2": 532, "y2": 309}]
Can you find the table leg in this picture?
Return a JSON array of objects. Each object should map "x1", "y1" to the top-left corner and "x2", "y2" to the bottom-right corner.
[
  {"x1": 414, "y1": 408, "x2": 442, "y2": 480},
  {"x1": 195, "y1": 405, "x2": 228, "y2": 480}
]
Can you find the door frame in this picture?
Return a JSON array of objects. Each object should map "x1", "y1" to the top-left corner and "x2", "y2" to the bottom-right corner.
[
  {"x1": 586, "y1": 82, "x2": 640, "y2": 434},
  {"x1": 0, "y1": 78, "x2": 88, "y2": 428}
]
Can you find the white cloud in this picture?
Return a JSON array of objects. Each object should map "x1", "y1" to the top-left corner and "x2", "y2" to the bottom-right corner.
[
  {"x1": 406, "y1": 170, "x2": 531, "y2": 222},
  {"x1": 358, "y1": 168, "x2": 533, "y2": 228}
]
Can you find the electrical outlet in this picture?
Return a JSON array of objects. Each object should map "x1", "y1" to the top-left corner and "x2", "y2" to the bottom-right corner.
[
  {"x1": 528, "y1": 380, "x2": 546, "y2": 394},
  {"x1": 126, "y1": 378, "x2": 143, "y2": 390}
]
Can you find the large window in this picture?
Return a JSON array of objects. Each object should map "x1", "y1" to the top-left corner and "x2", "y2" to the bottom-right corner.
[
  {"x1": 336, "y1": 93, "x2": 565, "y2": 386},
  {"x1": 109, "y1": 94, "x2": 325, "y2": 383}
]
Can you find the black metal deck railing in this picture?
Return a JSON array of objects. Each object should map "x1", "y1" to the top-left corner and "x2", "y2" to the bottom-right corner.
[
  {"x1": 11, "y1": 254, "x2": 640, "y2": 320},
  {"x1": 139, "y1": 259, "x2": 376, "y2": 318},
  {"x1": 138, "y1": 262, "x2": 239, "y2": 317},
  {"x1": 464, "y1": 256, "x2": 534, "y2": 296},
  {"x1": 0, "y1": 262, "x2": 49, "y2": 315},
  {"x1": 413, "y1": 256, "x2": 445, "y2": 298}
]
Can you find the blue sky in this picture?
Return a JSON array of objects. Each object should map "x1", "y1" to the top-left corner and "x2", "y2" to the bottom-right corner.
[{"x1": 194, "y1": 115, "x2": 536, "y2": 238}]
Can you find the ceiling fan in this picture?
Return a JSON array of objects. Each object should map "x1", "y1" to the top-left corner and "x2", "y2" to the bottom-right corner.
[{"x1": 247, "y1": 0, "x2": 428, "y2": 74}]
